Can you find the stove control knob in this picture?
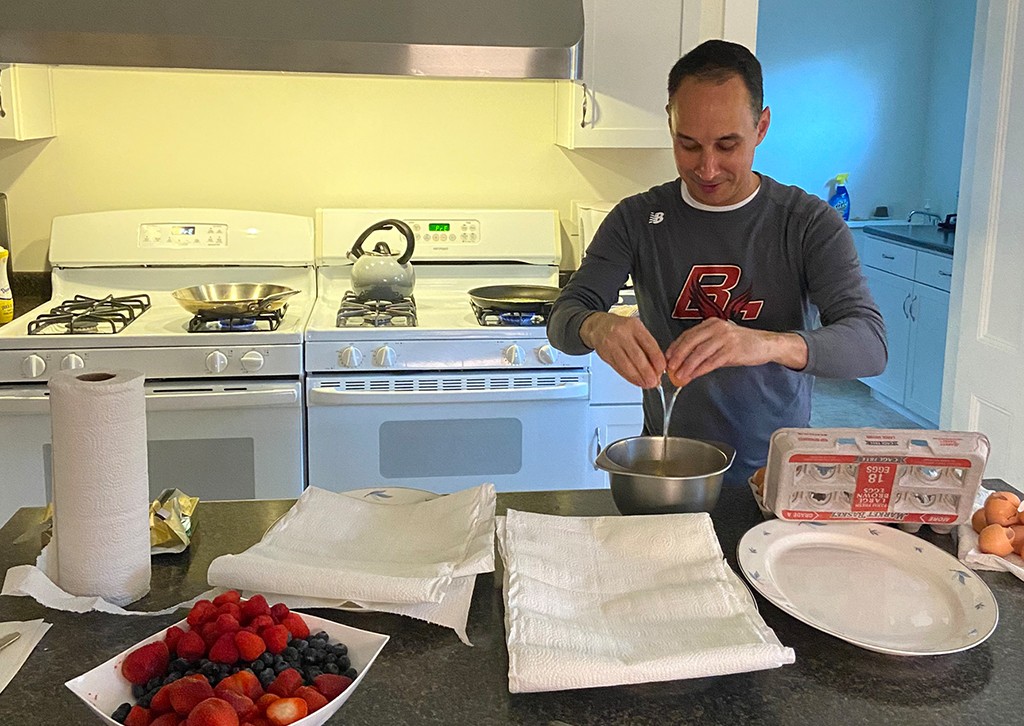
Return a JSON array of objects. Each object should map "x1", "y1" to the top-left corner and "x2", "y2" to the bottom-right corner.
[
  {"x1": 373, "y1": 345, "x2": 397, "y2": 368},
  {"x1": 503, "y1": 344, "x2": 525, "y2": 366},
  {"x1": 206, "y1": 350, "x2": 229, "y2": 374},
  {"x1": 240, "y1": 350, "x2": 265, "y2": 372},
  {"x1": 339, "y1": 346, "x2": 363, "y2": 368},
  {"x1": 60, "y1": 353, "x2": 85, "y2": 371},
  {"x1": 537, "y1": 345, "x2": 560, "y2": 365},
  {"x1": 22, "y1": 354, "x2": 46, "y2": 378}
]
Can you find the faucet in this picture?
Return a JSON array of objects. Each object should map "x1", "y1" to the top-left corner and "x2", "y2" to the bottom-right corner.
[{"x1": 907, "y1": 210, "x2": 941, "y2": 224}]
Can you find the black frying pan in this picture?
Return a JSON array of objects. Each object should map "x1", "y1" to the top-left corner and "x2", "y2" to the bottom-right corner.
[{"x1": 467, "y1": 285, "x2": 561, "y2": 312}]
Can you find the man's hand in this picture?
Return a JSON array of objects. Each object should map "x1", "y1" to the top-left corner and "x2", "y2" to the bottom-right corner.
[
  {"x1": 580, "y1": 312, "x2": 665, "y2": 389},
  {"x1": 665, "y1": 318, "x2": 809, "y2": 388}
]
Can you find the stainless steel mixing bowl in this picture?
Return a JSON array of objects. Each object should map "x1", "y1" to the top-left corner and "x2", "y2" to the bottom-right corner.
[{"x1": 595, "y1": 436, "x2": 736, "y2": 515}]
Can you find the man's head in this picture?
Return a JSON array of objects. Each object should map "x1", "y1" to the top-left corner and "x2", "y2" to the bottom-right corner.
[{"x1": 666, "y1": 40, "x2": 770, "y2": 207}]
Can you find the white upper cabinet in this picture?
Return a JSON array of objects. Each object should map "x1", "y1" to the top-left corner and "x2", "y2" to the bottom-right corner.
[
  {"x1": 556, "y1": 0, "x2": 759, "y2": 149},
  {"x1": 0, "y1": 65, "x2": 56, "y2": 141}
]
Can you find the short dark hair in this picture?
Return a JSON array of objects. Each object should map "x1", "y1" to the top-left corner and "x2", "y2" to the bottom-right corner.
[{"x1": 667, "y1": 40, "x2": 763, "y2": 121}]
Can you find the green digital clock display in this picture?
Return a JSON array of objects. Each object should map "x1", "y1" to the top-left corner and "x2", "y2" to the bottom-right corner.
[{"x1": 428, "y1": 223, "x2": 451, "y2": 232}]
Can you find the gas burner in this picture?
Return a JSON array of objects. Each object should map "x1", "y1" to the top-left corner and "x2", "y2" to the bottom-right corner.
[
  {"x1": 27, "y1": 294, "x2": 151, "y2": 335},
  {"x1": 471, "y1": 301, "x2": 550, "y2": 327},
  {"x1": 188, "y1": 307, "x2": 286, "y2": 333},
  {"x1": 337, "y1": 292, "x2": 417, "y2": 327}
]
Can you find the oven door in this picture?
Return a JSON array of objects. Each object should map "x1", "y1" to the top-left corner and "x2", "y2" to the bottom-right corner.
[
  {"x1": 306, "y1": 370, "x2": 591, "y2": 493},
  {"x1": 0, "y1": 380, "x2": 304, "y2": 526}
]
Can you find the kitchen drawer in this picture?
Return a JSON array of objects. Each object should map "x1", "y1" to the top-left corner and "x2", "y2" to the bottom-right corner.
[
  {"x1": 862, "y1": 236, "x2": 916, "y2": 279},
  {"x1": 915, "y1": 250, "x2": 954, "y2": 292}
]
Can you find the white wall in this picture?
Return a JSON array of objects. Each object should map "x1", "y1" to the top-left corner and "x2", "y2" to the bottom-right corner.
[{"x1": 755, "y1": 0, "x2": 975, "y2": 220}]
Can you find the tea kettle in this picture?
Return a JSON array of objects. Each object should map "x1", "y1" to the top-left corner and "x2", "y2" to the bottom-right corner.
[{"x1": 347, "y1": 219, "x2": 416, "y2": 302}]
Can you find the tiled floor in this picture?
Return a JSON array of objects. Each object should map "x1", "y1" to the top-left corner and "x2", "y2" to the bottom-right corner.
[{"x1": 810, "y1": 378, "x2": 922, "y2": 429}]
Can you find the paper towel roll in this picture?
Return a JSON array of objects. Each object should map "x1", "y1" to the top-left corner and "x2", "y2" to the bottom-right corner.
[{"x1": 48, "y1": 369, "x2": 151, "y2": 607}]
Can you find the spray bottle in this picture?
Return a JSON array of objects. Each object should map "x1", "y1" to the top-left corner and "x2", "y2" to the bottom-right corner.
[
  {"x1": 828, "y1": 173, "x2": 851, "y2": 221},
  {"x1": 0, "y1": 247, "x2": 12, "y2": 325}
]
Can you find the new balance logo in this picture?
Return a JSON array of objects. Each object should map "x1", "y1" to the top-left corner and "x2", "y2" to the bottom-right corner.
[{"x1": 648, "y1": 211, "x2": 664, "y2": 224}]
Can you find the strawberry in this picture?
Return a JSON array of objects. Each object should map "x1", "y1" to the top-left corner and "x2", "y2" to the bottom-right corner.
[
  {"x1": 122, "y1": 641, "x2": 170, "y2": 686},
  {"x1": 149, "y1": 713, "x2": 180, "y2": 726},
  {"x1": 165, "y1": 625, "x2": 186, "y2": 656},
  {"x1": 169, "y1": 674, "x2": 215, "y2": 715},
  {"x1": 215, "y1": 670, "x2": 264, "y2": 702},
  {"x1": 269, "y1": 603, "x2": 289, "y2": 624},
  {"x1": 218, "y1": 602, "x2": 242, "y2": 622},
  {"x1": 313, "y1": 673, "x2": 353, "y2": 701},
  {"x1": 240, "y1": 594, "x2": 271, "y2": 623},
  {"x1": 234, "y1": 630, "x2": 266, "y2": 661},
  {"x1": 186, "y1": 697, "x2": 240, "y2": 726},
  {"x1": 264, "y1": 697, "x2": 308, "y2": 726},
  {"x1": 187, "y1": 600, "x2": 218, "y2": 628},
  {"x1": 279, "y1": 613, "x2": 309, "y2": 640},
  {"x1": 248, "y1": 615, "x2": 274, "y2": 631},
  {"x1": 217, "y1": 690, "x2": 257, "y2": 722},
  {"x1": 293, "y1": 685, "x2": 328, "y2": 713},
  {"x1": 209, "y1": 632, "x2": 240, "y2": 664},
  {"x1": 255, "y1": 693, "x2": 280, "y2": 713},
  {"x1": 214, "y1": 613, "x2": 241, "y2": 635},
  {"x1": 150, "y1": 684, "x2": 173, "y2": 713},
  {"x1": 267, "y1": 668, "x2": 303, "y2": 698},
  {"x1": 124, "y1": 705, "x2": 152, "y2": 726},
  {"x1": 259, "y1": 625, "x2": 289, "y2": 655},
  {"x1": 201, "y1": 622, "x2": 222, "y2": 647},
  {"x1": 177, "y1": 630, "x2": 207, "y2": 662},
  {"x1": 213, "y1": 590, "x2": 242, "y2": 607}
]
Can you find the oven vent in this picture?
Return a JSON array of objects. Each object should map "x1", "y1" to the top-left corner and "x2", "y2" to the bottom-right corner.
[{"x1": 320, "y1": 371, "x2": 589, "y2": 392}]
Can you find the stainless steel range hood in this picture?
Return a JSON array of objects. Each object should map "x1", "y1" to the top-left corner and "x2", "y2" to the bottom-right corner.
[{"x1": 0, "y1": 0, "x2": 583, "y2": 80}]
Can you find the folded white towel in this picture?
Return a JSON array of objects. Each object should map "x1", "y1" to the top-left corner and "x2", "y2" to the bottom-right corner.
[{"x1": 497, "y1": 509, "x2": 795, "y2": 693}]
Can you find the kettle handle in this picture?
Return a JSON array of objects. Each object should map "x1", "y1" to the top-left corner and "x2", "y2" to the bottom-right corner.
[{"x1": 349, "y1": 218, "x2": 415, "y2": 264}]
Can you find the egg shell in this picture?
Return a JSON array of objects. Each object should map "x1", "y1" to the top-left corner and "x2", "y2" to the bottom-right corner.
[
  {"x1": 978, "y1": 524, "x2": 1015, "y2": 556},
  {"x1": 988, "y1": 490, "x2": 1022, "y2": 509},
  {"x1": 971, "y1": 508, "x2": 988, "y2": 534},
  {"x1": 983, "y1": 497, "x2": 1019, "y2": 527},
  {"x1": 1009, "y1": 524, "x2": 1024, "y2": 555}
]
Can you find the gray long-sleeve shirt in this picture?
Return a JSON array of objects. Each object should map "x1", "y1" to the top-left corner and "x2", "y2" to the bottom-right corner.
[{"x1": 548, "y1": 175, "x2": 887, "y2": 485}]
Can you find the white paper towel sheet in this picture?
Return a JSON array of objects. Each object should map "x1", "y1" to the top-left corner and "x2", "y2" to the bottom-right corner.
[
  {"x1": 497, "y1": 509, "x2": 795, "y2": 693},
  {"x1": 48, "y1": 369, "x2": 152, "y2": 607},
  {"x1": 957, "y1": 487, "x2": 1024, "y2": 581},
  {"x1": 0, "y1": 619, "x2": 51, "y2": 696},
  {"x1": 207, "y1": 484, "x2": 496, "y2": 643}
]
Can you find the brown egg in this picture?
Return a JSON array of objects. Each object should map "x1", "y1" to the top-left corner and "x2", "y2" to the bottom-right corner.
[
  {"x1": 971, "y1": 507, "x2": 989, "y2": 534},
  {"x1": 1009, "y1": 525, "x2": 1024, "y2": 556},
  {"x1": 979, "y1": 524, "x2": 1015, "y2": 556},
  {"x1": 984, "y1": 496, "x2": 1019, "y2": 527},
  {"x1": 752, "y1": 467, "x2": 767, "y2": 494},
  {"x1": 988, "y1": 491, "x2": 1022, "y2": 509}
]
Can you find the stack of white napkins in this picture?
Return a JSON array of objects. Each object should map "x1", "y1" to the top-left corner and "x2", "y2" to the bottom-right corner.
[
  {"x1": 496, "y1": 509, "x2": 795, "y2": 693},
  {"x1": 207, "y1": 484, "x2": 495, "y2": 644}
]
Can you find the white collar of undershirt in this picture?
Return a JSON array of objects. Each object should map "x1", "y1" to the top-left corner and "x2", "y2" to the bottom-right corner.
[{"x1": 680, "y1": 177, "x2": 761, "y2": 211}]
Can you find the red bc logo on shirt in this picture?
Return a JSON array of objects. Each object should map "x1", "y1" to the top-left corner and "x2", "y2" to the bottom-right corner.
[{"x1": 672, "y1": 265, "x2": 763, "y2": 321}]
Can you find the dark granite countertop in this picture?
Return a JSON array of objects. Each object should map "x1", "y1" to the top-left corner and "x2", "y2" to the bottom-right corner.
[
  {"x1": 8, "y1": 271, "x2": 50, "y2": 320},
  {"x1": 2, "y1": 486, "x2": 1023, "y2": 725},
  {"x1": 863, "y1": 224, "x2": 955, "y2": 257}
]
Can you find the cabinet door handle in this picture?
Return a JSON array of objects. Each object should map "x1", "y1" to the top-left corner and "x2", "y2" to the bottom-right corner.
[
  {"x1": 580, "y1": 82, "x2": 589, "y2": 128},
  {"x1": 938, "y1": 270, "x2": 952, "y2": 277},
  {"x1": 903, "y1": 293, "x2": 912, "y2": 318},
  {"x1": 882, "y1": 253, "x2": 896, "y2": 260},
  {"x1": 0, "y1": 66, "x2": 6, "y2": 119},
  {"x1": 909, "y1": 295, "x2": 918, "y2": 322},
  {"x1": 592, "y1": 426, "x2": 603, "y2": 469}
]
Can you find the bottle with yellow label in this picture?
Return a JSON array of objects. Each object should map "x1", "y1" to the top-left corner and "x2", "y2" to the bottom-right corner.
[{"x1": 0, "y1": 247, "x2": 13, "y2": 325}]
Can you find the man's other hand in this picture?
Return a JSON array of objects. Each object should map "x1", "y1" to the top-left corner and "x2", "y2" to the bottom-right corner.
[{"x1": 580, "y1": 312, "x2": 665, "y2": 389}]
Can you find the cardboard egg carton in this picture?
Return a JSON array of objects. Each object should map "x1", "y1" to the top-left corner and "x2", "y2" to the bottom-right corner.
[{"x1": 762, "y1": 428, "x2": 990, "y2": 526}]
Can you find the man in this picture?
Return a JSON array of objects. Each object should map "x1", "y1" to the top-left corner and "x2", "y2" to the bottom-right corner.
[{"x1": 547, "y1": 40, "x2": 886, "y2": 485}]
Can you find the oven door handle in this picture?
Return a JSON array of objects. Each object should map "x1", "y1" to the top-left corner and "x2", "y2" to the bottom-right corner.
[
  {"x1": 309, "y1": 382, "x2": 589, "y2": 405},
  {"x1": 0, "y1": 393, "x2": 50, "y2": 414},
  {"x1": 145, "y1": 388, "x2": 299, "y2": 411}
]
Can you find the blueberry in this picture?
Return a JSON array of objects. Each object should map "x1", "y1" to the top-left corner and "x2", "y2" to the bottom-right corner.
[
  {"x1": 337, "y1": 655, "x2": 351, "y2": 671},
  {"x1": 250, "y1": 660, "x2": 264, "y2": 673},
  {"x1": 273, "y1": 654, "x2": 285, "y2": 666},
  {"x1": 261, "y1": 652, "x2": 275, "y2": 665},
  {"x1": 324, "y1": 663, "x2": 340, "y2": 675},
  {"x1": 313, "y1": 630, "x2": 330, "y2": 641},
  {"x1": 293, "y1": 639, "x2": 309, "y2": 652},
  {"x1": 131, "y1": 684, "x2": 147, "y2": 700},
  {"x1": 259, "y1": 669, "x2": 275, "y2": 687},
  {"x1": 309, "y1": 638, "x2": 327, "y2": 650},
  {"x1": 331, "y1": 643, "x2": 348, "y2": 657},
  {"x1": 218, "y1": 664, "x2": 231, "y2": 676},
  {"x1": 344, "y1": 667, "x2": 357, "y2": 679},
  {"x1": 305, "y1": 667, "x2": 322, "y2": 681},
  {"x1": 282, "y1": 646, "x2": 298, "y2": 660},
  {"x1": 302, "y1": 651, "x2": 318, "y2": 664},
  {"x1": 201, "y1": 661, "x2": 219, "y2": 676},
  {"x1": 137, "y1": 693, "x2": 153, "y2": 709},
  {"x1": 111, "y1": 702, "x2": 132, "y2": 723},
  {"x1": 274, "y1": 661, "x2": 290, "y2": 674},
  {"x1": 162, "y1": 672, "x2": 181, "y2": 685}
]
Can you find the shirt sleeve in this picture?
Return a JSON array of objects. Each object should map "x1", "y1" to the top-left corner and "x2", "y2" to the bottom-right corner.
[
  {"x1": 547, "y1": 204, "x2": 634, "y2": 355},
  {"x1": 795, "y1": 210, "x2": 888, "y2": 379}
]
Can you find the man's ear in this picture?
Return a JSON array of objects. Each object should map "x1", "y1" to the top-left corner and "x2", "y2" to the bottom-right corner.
[{"x1": 755, "y1": 106, "x2": 771, "y2": 145}]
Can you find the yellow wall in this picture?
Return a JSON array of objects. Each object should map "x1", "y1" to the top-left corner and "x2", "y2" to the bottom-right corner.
[{"x1": 0, "y1": 68, "x2": 675, "y2": 271}]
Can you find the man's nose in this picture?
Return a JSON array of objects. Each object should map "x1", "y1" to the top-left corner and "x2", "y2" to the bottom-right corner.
[{"x1": 695, "y1": 150, "x2": 719, "y2": 179}]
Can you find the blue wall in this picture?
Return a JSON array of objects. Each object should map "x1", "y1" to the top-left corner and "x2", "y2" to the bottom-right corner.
[{"x1": 755, "y1": 0, "x2": 976, "y2": 220}]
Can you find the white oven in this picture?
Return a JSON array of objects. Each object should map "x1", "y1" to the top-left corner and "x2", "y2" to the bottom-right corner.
[
  {"x1": 305, "y1": 370, "x2": 590, "y2": 492},
  {"x1": 0, "y1": 379, "x2": 304, "y2": 521}
]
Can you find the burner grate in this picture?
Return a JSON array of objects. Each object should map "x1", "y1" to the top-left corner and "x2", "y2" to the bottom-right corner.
[
  {"x1": 27, "y1": 294, "x2": 152, "y2": 335},
  {"x1": 188, "y1": 306, "x2": 286, "y2": 333},
  {"x1": 471, "y1": 301, "x2": 550, "y2": 327},
  {"x1": 337, "y1": 292, "x2": 417, "y2": 327}
]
